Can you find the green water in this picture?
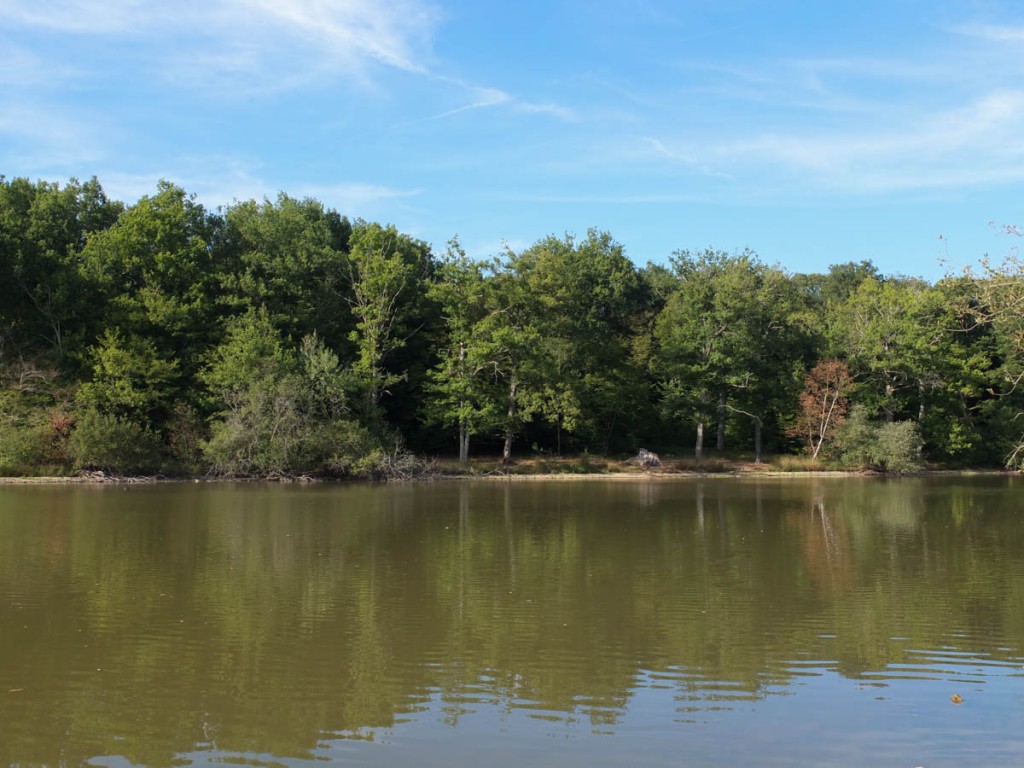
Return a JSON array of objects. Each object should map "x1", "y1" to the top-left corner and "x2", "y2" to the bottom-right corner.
[{"x1": 1, "y1": 477, "x2": 1023, "y2": 767}]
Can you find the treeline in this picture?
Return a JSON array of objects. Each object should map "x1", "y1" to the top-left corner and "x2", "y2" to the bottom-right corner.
[{"x1": 1, "y1": 176, "x2": 1022, "y2": 476}]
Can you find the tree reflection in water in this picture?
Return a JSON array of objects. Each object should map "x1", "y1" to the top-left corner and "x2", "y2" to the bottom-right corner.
[{"x1": 0, "y1": 477, "x2": 1022, "y2": 766}]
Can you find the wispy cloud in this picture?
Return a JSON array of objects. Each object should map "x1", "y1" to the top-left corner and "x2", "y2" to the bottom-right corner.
[
  {"x1": 295, "y1": 182, "x2": 423, "y2": 210},
  {"x1": 0, "y1": 40, "x2": 81, "y2": 87},
  {"x1": 508, "y1": 192, "x2": 708, "y2": 205},
  {"x1": 645, "y1": 138, "x2": 734, "y2": 180},
  {"x1": 396, "y1": 81, "x2": 575, "y2": 127},
  {"x1": 717, "y1": 89, "x2": 1024, "y2": 192},
  {"x1": 0, "y1": 0, "x2": 571, "y2": 122},
  {"x1": 397, "y1": 85, "x2": 514, "y2": 126},
  {"x1": 99, "y1": 162, "x2": 422, "y2": 216},
  {"x1": 0, "y1": 101, "x2": 107, "y2": 167},
  {"x1": 0, "y1": 0, "x2": 441, "y2": 87},
  {"x1": 953, "y1": 22, "x2": 1024, "y2": 43},
  {"x1": 0, "y1": 0, "x2": 167, "y2": 34},
  {"x1": 216, "y1": 0, "x2": 439, "y2": 78}
]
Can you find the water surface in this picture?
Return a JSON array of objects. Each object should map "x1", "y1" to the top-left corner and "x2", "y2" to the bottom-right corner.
[{"x1": 2, "y1": 477, "x2": 1023, "y2": 766}]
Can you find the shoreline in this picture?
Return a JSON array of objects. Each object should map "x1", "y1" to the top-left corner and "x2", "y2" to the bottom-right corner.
[{"x1": 0, "y1": 467, "x2": 1013, "y2": 485}]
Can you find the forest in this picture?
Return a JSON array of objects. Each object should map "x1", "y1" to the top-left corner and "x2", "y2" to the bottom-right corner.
[{"x1": 2, "y1": 175, "x2": 1023, "y2": 477}]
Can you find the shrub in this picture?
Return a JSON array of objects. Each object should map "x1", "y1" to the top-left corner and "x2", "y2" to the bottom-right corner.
[
  {"x1": 69, "y1": 408, "x2": 163, "y2": 474},
  {"x1": 0, "y1": 424, "x2": 50, "y2": 472},
  {"x1": 873, "y1": 420, "x2": 924, "y2": 473},
  {"x1": 832, "y1": 405, "x2": 923, "y2": 472}
]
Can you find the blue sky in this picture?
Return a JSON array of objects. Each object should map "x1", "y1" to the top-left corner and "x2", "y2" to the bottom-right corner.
[{"x1": 1, "y1": 0, "x2": 1022, "y2": 279}]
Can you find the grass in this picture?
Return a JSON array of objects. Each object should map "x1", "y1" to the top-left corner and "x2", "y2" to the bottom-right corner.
[{"x1": 767, "y1": 455, "x2": 828, "y2": 472}]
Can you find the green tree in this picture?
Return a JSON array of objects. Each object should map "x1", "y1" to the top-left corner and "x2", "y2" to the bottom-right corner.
[
  {"x1": 0, "y1": 176, "x2": 121, "y2": 365},
  {"x1": 77, "y1": 330, "x2": 177, "y2": 427},
  {"x1": 725, "y1": 266, "x2": 808, "y2": 462},
  {"x1": 346, "y1": 222, "x2": 433, "y2": 429},
  {"x1": 220, "y1": 194, "x2": 352, "y2": 345},
  {"x1": 422, "y1": 240, "x2": 498, "y2": 464},
  {"x1": 479, "y1": 258, "x2": 546, "y2": 463},
  {"x1": 515, "y1": 230, "x2": 644, "y2": 454},
  {"x1": 655, "y1": 250, "x2": 782, "y2": 459},
  {"x1": 962, "y1": 242, "x2": 1024, "y2": 466},
  {"x1": 201, "y1": 310, "x2": 372, "y2": 477},
  {"x1": 78, "y1": 181, "x2": 221, "y2": 385},
  {"x1": 829, "y1": 275, "x2": 995, "y2": 464}
]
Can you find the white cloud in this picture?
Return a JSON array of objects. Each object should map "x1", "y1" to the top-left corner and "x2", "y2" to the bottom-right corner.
[
  {"x1": 954, "y1": 22, "x2": 1024, "y2": 43},
  {"x1": 399, "y1": 86, "x2": 513, "y2": 125},
  {"x1": 232, "y1": 0, "x2": 436, "y2": 74},
  {"x1": 645, "y1": 83, "x2": 1024, "y2": 197},
  {"x1": 510, "y1": 192, "x2": 707, "y2": 205},
  {"x1": 294, "y1": 182, "x2": 423, "y2": 212},
  {"x1": 514, "y1": 100, "x2": 576, "y2": 121},
  {"x1": 0, "y1": 0, "x2": 441, "y2": 86},
  {"x1": 645, "y1": 138, "x2": 734, "y2": 180},
  {"x1": 98, "y1": 163, "x2": 422, "y2": 215},
  {"x1": 395, "y1": 78, "x2": 574, "y2": 127},
  {"x1": 0, "y1": 101, "x2": 107, "y2": 167},
  {"x1": 720, "y1": 89, "x2": 1024, "y2": 191},
  {"x1": 0, "y1": 0, "x2": 163, "y2": 34},
  {"x1": 0, "y1": 41, "x2": 80, "y2": 87},
  {"x1": 0, "y1": 0, "x2": 570, "y2": 122}
]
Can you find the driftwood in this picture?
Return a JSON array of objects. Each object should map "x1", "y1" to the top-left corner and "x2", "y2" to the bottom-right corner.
[{"x1": 80, "y1": 471, "x2": 161, "y2": 483}]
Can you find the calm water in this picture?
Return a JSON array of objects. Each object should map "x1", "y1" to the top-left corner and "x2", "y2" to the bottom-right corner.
[{"x1": 1, "y1": 477, "x2": 1023, "y2": 767}]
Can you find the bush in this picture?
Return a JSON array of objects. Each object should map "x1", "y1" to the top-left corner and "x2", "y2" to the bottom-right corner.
[
  {"x1": 832, "y1": 406, "x2": 923, "y2": 472},
  {"x1": 0, "y1": 424, "x2": 50, "y2": 473},
  {"x1": 69, "y1": 408, "x2": 163, "y2": 474},
  {"x1": 873, "y1": 420, "x2": 925, "y2": 473}
]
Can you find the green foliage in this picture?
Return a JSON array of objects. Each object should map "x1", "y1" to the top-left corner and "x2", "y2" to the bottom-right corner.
[
  {"x1": 69, "y1": 408, "x2": 163, "y2": 474},
  {"x1": 346, "y1": 221, "x2": 432, "y2": 422},
  {"x1": 423, "y1": 241, "x2": 504, "y2": 461},
  {"x1": 220, "y1": 194, "x2": 352, "y2": 344},
  {"x1": 832, "y1": 406, "x2": 924, "y2": 472},
  {"x1": 201, "y1": 312, "x2": 378, "y2": 477},
  {"x1": 77, "y1": 330, "x2": 177, "y2": 424},
  {"x1": 0, "y1": 424, "x2": 50, "y2": 474},
  {"x1": 0, "y1": 176, "x2": 121, "y2": 365},
  {"x1": 654, "y1": 250, "x2": 805, "y2": 458},
  {"x1": 0, "y1": 174, "x2": 1020, "y2": 474},
  {"x1": 77, "y1": 182, "x2": 220, "y2": 370}
]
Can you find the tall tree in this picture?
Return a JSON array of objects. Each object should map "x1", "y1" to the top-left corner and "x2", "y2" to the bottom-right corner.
[
  {"x1": 725, "y1": 266, "x2": 808, "y2": 462},
  {"x1": 220, "y1": 194, "x2": 352, "y2": 346},
  {"x1": 346, "y1": 221, "x2": 432, "y2": 429},
  {"x1": 654, "y1": 250, "x2": 771, "y2": 459},
  {"x1": 0, "y1": 176, "x2": 121, "y2": 365},
  {"x1": 790, "y1": 359, "x2": 853, "y2": 459},
  {"x1": 514, "y1": 230, "x2": 643, "y2": 453},
  {"x1": 78, "y1": 181, "x2": 220, "y2": 384},
  {"x1": 423, "y1": 240, "x2": 497, "y2": 463}
]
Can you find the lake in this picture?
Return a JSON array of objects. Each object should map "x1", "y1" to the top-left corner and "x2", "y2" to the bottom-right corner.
[{"x1": 1, "y1": 476, "x2": 1022, "y2": 767}]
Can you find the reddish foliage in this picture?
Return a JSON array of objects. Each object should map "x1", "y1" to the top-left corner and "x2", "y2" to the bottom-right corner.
[{"x1": 789, "y1": 360, "x2": 853, "y2": 458}]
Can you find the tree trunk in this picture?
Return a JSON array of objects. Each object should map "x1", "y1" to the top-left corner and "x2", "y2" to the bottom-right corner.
[
  {"x1": 502, "y1": 379, "x2": 517, "y2": 464},
  {"x1": 883, "y1": 378, "x2": 896, "y2": 421},
  {"x1": 695, "y1": 418, "x2": 704, "y2": 461},
  {"x1": 458, "y1": 417, "x2": 469, "y2": 465},
  {"x1": 754, "y1": 417, "x2": 762, "y2": 464},
  {"x1": 717, "y1": 394, "x2": 726, "y2": 451},
  {"x1": 458, "y1": 341, "x2": 469, "y2": 465}
]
